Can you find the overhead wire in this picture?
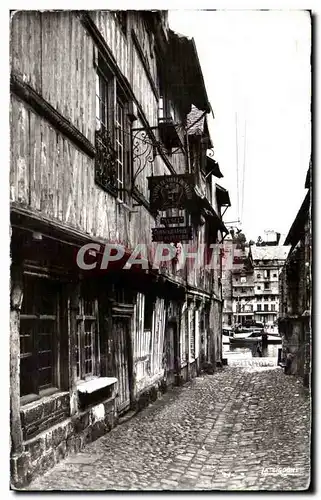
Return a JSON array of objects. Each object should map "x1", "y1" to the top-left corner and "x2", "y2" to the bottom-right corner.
[
  {"x1": 241, "y1": 118, "x2": 247, "y2": 222},
  {"x1": 235, "y1": 111, "x2": 240, "y2": 224}
]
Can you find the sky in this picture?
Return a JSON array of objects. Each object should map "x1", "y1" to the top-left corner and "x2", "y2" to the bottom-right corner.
[{"x1": 168, "y1": 10, "x2": 311, "y2": 242}]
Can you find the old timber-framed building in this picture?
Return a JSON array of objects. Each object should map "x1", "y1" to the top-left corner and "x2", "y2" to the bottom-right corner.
[
  {"x1": 279, "y1": 165, "x2": 311, "y2": 386},
  {"x1": 10, "y1": 10, "x2": 229, "y2": 486}
]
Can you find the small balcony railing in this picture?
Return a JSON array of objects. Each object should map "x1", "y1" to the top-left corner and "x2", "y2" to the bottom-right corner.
[{"x1": 95, "y1": 128, "x2": 118, "y2": 196}]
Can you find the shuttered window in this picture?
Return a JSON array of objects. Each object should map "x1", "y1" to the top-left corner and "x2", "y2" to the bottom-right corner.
[
  {"x1": 180, "y1": 307, "x2": 188, "y2": 363},
  {"x1": 189, "y1": 308, "x2": 195, "y2": 360},
  {"x1": 20, "y1": 276, "x2": 59, "y2": 399}
]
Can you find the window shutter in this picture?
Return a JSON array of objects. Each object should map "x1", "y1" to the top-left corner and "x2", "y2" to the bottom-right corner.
[{"x1": 189, "y1": 307, "x2": 195, "y2": 360}]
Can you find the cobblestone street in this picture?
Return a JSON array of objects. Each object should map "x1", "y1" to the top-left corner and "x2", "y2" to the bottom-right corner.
[{"x1": 27, "y1": 363, "x2": 310, "y2": 491}]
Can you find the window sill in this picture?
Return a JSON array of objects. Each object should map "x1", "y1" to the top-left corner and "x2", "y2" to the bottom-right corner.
[
  {"x1": 76, "y1": 377, "x2": 118, "y2": 395},
  {"x1": 20, "y1": 388, "x2": 67, "y2": 408}
]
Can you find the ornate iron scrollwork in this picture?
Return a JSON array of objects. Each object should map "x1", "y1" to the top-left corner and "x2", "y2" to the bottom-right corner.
[
  {"x1": 95, "y1": 128, "x2": 118, "y2": 195},
  {"x1": 132, "y1": 129, "x2": 156, "y2": 182},
  {"x1": 132, "y1": 124, "x2": 186, "y2": 183}
]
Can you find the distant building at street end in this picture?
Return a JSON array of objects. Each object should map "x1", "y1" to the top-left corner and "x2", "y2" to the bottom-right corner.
[
  {"x1": 221, "y1": 240, "x2": 289, "y2": 328},
  {"x1": 278, "y1": 164, "x2": 311, "y2": 387},
  {"x1": 256, "y1": 230, "x2": 281, "y2": 246},
  {"x1": 250, "y1": 246, "x2": 290, "y2": 326}
]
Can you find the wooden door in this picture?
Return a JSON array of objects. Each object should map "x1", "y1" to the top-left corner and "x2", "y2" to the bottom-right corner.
[
  {"x1": 165, "y1": 321, "x2": 175, "y2": 385},
  {"x1": 113, "y1": 317, "x2": 131, "y2": 413}
]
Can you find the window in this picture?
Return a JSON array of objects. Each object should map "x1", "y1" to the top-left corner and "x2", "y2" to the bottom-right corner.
[
  {"x1": 96, "y1": 69, "x2": 109, "y2": 134},
  {"x1": 257, "y1": 286, "x2": 261, "y2": 290},
  {"x1": 76, "y1": 288, "x2": 99, "y2": 381},
  {"x1": 257, "y1": 273, "x2": 261, "y2": 279},
  {"x1": 240, "y1": 276, "x2": 247, "y2": 283},
  {"x1": 181, "y1": 308, "x2": 189, "y2": 362},
  {"x1": 264, "y1": 283, "x2": 270, "y2": 290},
  {"x1": 264, "y1": 304, "x2": 269, "y2": 312},
  {"x1": 189, "y1": 308, "x2": 195, "y2": 359},
  {"x1": 20, "y1": 276, "x2": 59, "y2": 399},
  {"x1": 263, "y1": 270, "x2": 270, "y2": 279},
  {"x1": 257, "y1": 304, "x2": 262, "y2": 311},
  {"x1": 95, "y1": 56, "x2": 132, "y2": 201},
  {"x1": 273, "y1": 273, "x2": 277, "y2": 278},
  {"x1": 257, "y1": 296, "x2": 262, "y2": 301},
  {"x1": 271, "y1": 304, "x2": 276, "y2": 312}
]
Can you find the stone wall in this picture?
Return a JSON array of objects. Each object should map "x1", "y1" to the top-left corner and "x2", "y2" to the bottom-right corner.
[
  {"x1": 12, "y1": 354, "x2": 204, "y2": 488},
  {"x1": 11, "y1": 397, "x2": 117, "y2": 488}
]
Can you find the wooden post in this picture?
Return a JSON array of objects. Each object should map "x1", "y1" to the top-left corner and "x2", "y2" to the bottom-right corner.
[
  {"x1": 127, "y1": 316, "x2": 135, "y2": 409},
  {"x1": 10, "y1": 263, "x2": 24, "y2": 455},
  {"x1": 68, "y1": 280, "x2": 81, "y2": 416}
]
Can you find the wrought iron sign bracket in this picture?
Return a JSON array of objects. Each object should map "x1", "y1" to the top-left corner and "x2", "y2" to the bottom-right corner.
[{"x1": 131, "y1": 124, "x2": 186, "y2": 182}]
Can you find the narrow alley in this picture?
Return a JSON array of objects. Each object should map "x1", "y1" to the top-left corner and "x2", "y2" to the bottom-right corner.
[
  {"x1": 9, "y1": 10, "x2": 311, "y2": 492},
  {"x1": 26, "y1": 365, "x2": 310, "y2": 491}
]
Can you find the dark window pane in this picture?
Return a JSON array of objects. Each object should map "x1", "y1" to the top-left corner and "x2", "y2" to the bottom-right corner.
[
  {"x1": 20, "y1": 357, "x2": 35, "y2": 396},
  {"x1": 20, "y1": 319, "x2": 34, "y2": 355},
  {"x1": 38, "y1": 332, "x2": 52, "y2": 352},
  {"x1": 39, "y1": 295, "x2": 56, "y2": 315},
  {"x1": 84, "y1": 300, "x2": 95, "y2": 316},
  {"x1": 39, "y1": 367, "x2": 53, "y2": 389},
  {"x1": 38, "y1": 351, "x2": 52, "y2": 370},
  {"x1": 85, "y1": 359, "x2": 92, "y2": 376},
  {"x1": 21, "y1": 277, "x2": 36, "y2": 314}
]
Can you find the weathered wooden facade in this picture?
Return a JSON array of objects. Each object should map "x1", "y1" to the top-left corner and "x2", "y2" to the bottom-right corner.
[
  {"x1": 279, "y1": 164, "x2": 311, "y2": 386},
  {"x1": 10, "y1": 10, "x2": 229, "y2": 486}
]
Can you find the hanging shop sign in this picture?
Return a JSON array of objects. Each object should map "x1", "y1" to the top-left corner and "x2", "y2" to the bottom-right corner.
[
  {"x1": 152, "y1": 226, "x2": 193, "y2": 243},
  {"x1": 160, "y1": 216, "x2": 184, "y2": 225},
  {"x1": 148, "y1": 174, "x2": 195, "y2": 211}
]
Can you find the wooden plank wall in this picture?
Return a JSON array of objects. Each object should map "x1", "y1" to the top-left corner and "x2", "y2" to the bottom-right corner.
[
  {"x1": 10, "y1": 11, "x2": 96, "y2": 144},
  {"x1": 150, "y1": 297, "x2": 165, "y2": 376},
  {"x1": 195, "y1": 308, "x2": 200, "y2": 360},
  {"x1": 133, "y1": 293, "x2": 151, "y2": 386},
  {"x1": 90, "y1": 11, "x2": 130, "y2": 84},
  {"x1": 132, "y1": 294, "x2": 168, "y2": 394},
  {"x1": 180, "y1": 304, "x2": 188, "y2": 365}
]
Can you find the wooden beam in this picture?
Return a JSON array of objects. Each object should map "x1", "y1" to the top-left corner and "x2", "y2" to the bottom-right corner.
[
  {"x1": 10, "y1": 262, "x2": 24, "y2": 454},
  {"x1": 68, "y1": 281, "x2": 81, "y2": 415},
  {"x1": 10, "y1": 73, "x2": 96, "y2": 159}
]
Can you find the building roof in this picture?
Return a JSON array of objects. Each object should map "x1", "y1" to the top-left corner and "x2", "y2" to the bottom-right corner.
[
  {"x1": 284, "y1": 191, "x2": 310, "y2": 247},
  {"x1": 251, "y1": 245, "x2": 290, "y2": 262},
  {"x1": 215, "y1": 184, "x2": 231, "y2": 207},
  {"x1": 186, "y1": 105, "x2": 207, "y2": 135},
  {"x1": 186, "y1": 105, "x2": 214, "y2": 149},
  {"x1": 206, "y1": 156, "x2": 223, "y2": 178},
  {"x1": 168, "y1": 30, "x2": 211, "y2": 114}
]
